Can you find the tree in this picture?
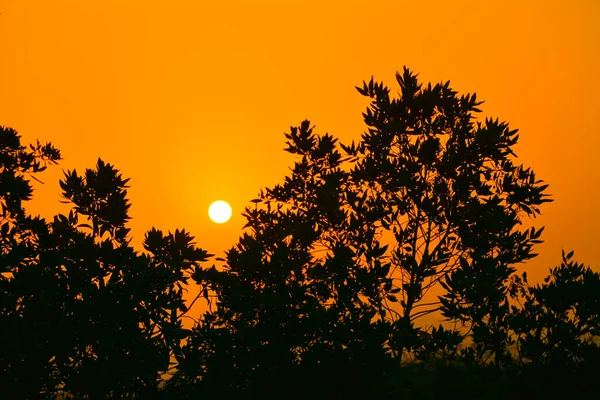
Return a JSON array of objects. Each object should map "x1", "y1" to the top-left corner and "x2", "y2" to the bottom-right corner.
[
  {"x1": 0, "y1": 125, "x2": 212, "y2": 398},
  {"x1": 173, "y1": 67, "x2": 552, "y2": 395},
  {"x1": 350, "y1": 68, "x2": 551, "y2": 363},
  {"x1": 4, "y1": 66, "x2": 597, "y2": 398},
  {"x1": 509, "y1": 250, "x2": 600, "y2": 367},
  {"x1": 171, "y1": 122, "x2": 396, "y2": 397}
]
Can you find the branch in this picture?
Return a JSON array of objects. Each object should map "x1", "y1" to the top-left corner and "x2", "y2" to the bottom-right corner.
[{"x1": 410, "y1": 306, "x2": 441, "y2": 321}]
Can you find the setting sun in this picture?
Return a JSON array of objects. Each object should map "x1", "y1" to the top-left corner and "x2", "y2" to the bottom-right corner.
[{"x1": 208, "y1": 200, "x2": 232, "y2": 224}]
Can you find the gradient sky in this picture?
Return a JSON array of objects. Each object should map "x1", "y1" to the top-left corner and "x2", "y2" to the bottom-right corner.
[{"x1": 1, "y1": 0, "x2": 599, "y2": 289}]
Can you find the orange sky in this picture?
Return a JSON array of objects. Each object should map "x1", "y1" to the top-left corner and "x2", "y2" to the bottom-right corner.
[{"x1": 1, "y1": 0, "x2": 599, "y2": 287}]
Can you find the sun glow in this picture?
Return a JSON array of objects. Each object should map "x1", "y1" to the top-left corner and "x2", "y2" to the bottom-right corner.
[{"x1": 208, "y1": 200, "x2": 232, "y2": 224}]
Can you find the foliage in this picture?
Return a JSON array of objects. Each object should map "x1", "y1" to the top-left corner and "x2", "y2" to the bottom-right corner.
[
  {"x1": 350, "y1": 68, "x2": 551, "y2": 361},
  {"x1": 1, "y1": 66, "x2": 599, "y2": 398},
  {"x1": 0, "y1": 126, "x2": 212, "y2": 398},
  {"x1": 180, "y1": 66, "x2": 553, "y2": 389},
  {"x1": 509, "y1": 250, "x2": 600, "y2": 366}
]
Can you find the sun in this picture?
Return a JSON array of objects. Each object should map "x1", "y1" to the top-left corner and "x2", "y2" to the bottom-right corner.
[{"x1": 208, "y1": 200, "x2": 232, "y2": 224}]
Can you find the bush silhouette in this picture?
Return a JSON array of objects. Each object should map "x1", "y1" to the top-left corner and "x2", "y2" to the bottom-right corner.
[
  {"x1": 1, "y1": 67, "x2": 599, "y2": 399},
  {"x1": 0, "y1": 126, "x2": 212, "y2": 398}
]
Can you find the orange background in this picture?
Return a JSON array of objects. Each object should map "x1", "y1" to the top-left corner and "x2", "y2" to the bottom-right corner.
[{"x1": 1, "y1": 0, "x2": 599, "y2": 290}]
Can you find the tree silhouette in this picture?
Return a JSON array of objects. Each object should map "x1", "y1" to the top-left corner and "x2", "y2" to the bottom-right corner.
[
  {"x1": 2, "y1": 67, "x2": 599, "y2": 399},
  {"x1": 351, "y1": 68, "x2": 551, "y2": 362},
  {"x1": 0, "y1": 126, "x2": 212, "y2": 398},
  {"x1": 167, "y1": 121, "x2": 396, "y2": 397},
  {"x1": 170, "y1": 67, "x2": 557, "y2": 396},
  {"x1": 509, "y1": 250, "x2": 600, "y2": 365}
]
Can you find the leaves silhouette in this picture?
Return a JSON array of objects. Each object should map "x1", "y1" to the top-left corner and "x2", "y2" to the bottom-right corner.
[{"x1": 1, "y1": 68, "x2": 598, "y2": 398}]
